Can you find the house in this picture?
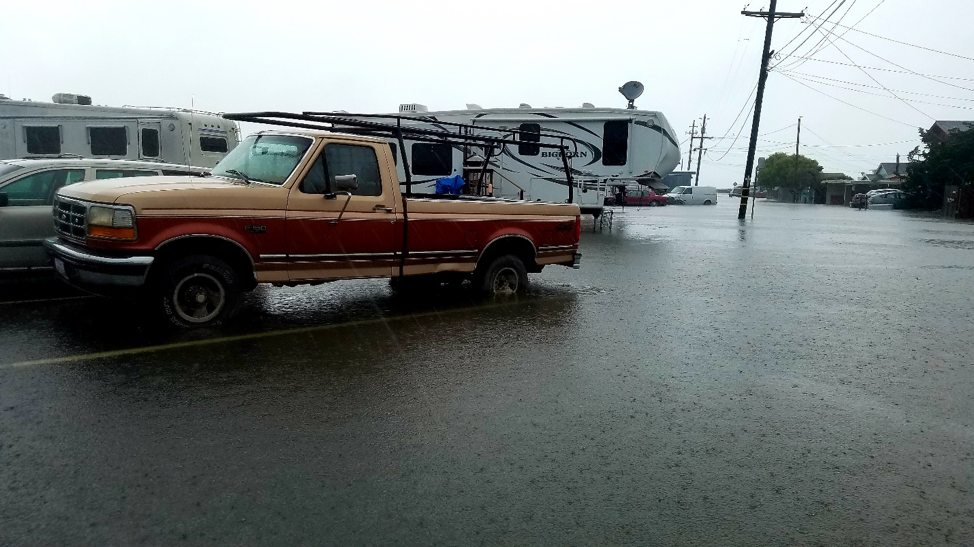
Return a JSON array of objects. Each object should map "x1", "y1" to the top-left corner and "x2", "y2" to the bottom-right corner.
[{"x1": 927, "y1": 121, "x2": 973, "y2": 142}]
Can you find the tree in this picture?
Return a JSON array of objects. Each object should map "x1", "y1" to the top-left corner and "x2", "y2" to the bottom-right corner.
[
  {"x1": 756, "y1": 152, "x2": 823, "y2": 190},
  {"x1": 904, "y1": 124, "x2": 974, "y2": 209}
]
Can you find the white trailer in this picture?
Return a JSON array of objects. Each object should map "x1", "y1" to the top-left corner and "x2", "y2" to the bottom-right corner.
[
  {"x1": 0, "y1": 93, "x2": 240, "y2": 168},
  {"x1": 357, "y1": 104, "x2": 681, "y2": 216}
]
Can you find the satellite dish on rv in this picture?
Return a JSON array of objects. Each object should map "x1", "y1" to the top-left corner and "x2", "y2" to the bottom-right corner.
[{"x1": 618, "y1": 81, "x2": 644, "y2": 109}]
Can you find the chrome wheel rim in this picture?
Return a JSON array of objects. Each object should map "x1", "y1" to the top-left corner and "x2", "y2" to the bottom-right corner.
[
  {"x1": 491, "y1": 267, "x2": 519, "y2": 296},
  {"x1": 173, "y1": 272, "x2": 226, "y2": 324}
]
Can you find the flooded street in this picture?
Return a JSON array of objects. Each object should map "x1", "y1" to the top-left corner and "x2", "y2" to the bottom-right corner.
[{"x1": 2, "y1": 200, "x2": 974, "y2": 545}]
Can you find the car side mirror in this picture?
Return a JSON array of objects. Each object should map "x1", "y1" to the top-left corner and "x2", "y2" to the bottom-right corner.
[
  {"x1": 0, "y1": 193, "x2": 7, "y2": 207},
  {"x1": 335, "y1": 174, "x2": 358, "y2": 192}
]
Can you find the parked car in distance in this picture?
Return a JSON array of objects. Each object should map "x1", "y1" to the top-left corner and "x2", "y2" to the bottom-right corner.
[
  {"x1": 868, "y1": 190, "x2": 905, "y2": 207},
  {"x1": 606, "y1": 188, "x2": 668, "y2": 206},
  {"x1": 0, "y1": 158, "x2": 207, "y2": 273},
  {"x1": 666, "y1": 185, "x2": 718, "y2": 205},
  {"x1": 851, "y1": 193, "x2": 869, "y2": 209}
]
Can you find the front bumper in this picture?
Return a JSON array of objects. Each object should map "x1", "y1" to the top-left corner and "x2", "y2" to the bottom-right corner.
[{"x1": 44, "y1": 238, "x2": 154, "y2": 295}]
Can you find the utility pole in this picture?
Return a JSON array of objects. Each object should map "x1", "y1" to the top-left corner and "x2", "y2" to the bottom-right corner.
[
  {"x1": 738, "y1": 1, "x2": 804, "y2": 220},
  {"x1": 694, "y1": 114, "x2": 710, "y2": 186},
  {"x1": 795, "y1": 116, "x2": 802, "y2": 157},
  {"x1": 685, "y1": 120, "x2": 697, "y2": 171}
]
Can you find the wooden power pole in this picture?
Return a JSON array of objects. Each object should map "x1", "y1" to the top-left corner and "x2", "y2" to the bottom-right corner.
[
  {"x1": 694, "y1": 115, "x2": 710, "y2": 186},
  {"x1": 685, "y1": 120, "x2": 697, "y2": 171},
  {"x1": 738, "y1": 1, "x2": 804, "y2": 220}
]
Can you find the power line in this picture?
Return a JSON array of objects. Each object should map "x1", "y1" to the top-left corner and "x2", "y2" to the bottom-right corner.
[
  {"x1": 782, "y1": 71, "x2": 974, "y2": 102},
  {"x1": 779, "y1": 72, "x2": 974, "y2": 111},
  {"x1": 775, "y1": 0, "x2": 886, "y2": 72},
  {"x1": 711, "y1": 82, "x2": 758, "y2": 149},
  {"x1": 759, "y1": 123, "x2": 798, "y2": 137},
  {"x1": 789, "y1": 0, "x2": 859, "y2": 66},
  {"x1": 710, "y1": 99, "x2": 756, "y2": 162},
  {"x1": 778, "y1": 71, "x2": 920, "y2": 127},
  {"x1": 805, "y1": 12, "x2": 974, "y2": 62},
  {"x1": 772, "y1": 0, "x2": 847, "y2": 69},
  {"x1": 779, "y1": 56, "x2": 974, "y2": 82}
]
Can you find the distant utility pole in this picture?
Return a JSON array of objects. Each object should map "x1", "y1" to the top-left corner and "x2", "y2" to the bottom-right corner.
[
  {"x1": 795, "y1": 116, "x2": 802, "y2": 156},
  {"x1": 685, "y1": 120, "x2": 697, "y2": 171},
  {"x1": 738, "y1": 0, "x2": 804, "y2": 220},
  {"x1": 694, "y1": 114, "x2": 711, "y2": 186}
]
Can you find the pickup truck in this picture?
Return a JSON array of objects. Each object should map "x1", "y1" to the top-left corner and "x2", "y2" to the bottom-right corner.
[{"x1": 45, "y1": 126, "x2": 582, "y2": 327}]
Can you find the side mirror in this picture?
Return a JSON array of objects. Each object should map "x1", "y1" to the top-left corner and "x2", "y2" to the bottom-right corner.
[
  {"x1": 335, "y1": 174, "x2": 358, "y2": 192},
  {"x1": 0, "y1": 193, "x2": 7, "y2": 207}
]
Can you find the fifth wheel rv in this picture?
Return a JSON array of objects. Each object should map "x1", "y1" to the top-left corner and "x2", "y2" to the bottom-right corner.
[
  {"x1": 325, "y1": 102, "x2": 681, "y2": 216},
  {"x1": 0, "y1": 93, "x2": 240, "y2": 168}
]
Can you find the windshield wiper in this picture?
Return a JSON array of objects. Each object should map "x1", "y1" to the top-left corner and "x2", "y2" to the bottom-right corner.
[{"x1": 224, "y1": 169, "x2": 253, "y2": 183}]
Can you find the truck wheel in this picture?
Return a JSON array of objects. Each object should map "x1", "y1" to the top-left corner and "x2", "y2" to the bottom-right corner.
[
  {"x1": 158, "y1": 255, "x2": 241, "y2": 328},
  {"x1": 704, "y1": 200, "x2": 713, "y2": 205},
  {"x1": 648, "y1": 201, "x2": 659, "y2": 207},
  {"x1": 478, "y1": 255, "x2": 527, "y2": 296}
]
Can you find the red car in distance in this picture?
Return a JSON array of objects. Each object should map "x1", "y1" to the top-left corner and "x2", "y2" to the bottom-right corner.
[{"x1": 612, "y1": 189, "x2": 668, "y2": 207}]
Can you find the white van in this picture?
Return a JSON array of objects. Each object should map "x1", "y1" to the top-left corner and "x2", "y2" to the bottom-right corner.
[{"x1": 666, "y1": 185, "x2": 717, "y2": 205}]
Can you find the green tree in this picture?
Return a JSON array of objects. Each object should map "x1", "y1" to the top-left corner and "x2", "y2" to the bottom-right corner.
[
  {"x1": 756, "y1": 152, "x2": 823, "y2": 190},
  {"x1": 904, "y1": 124, "x2": 974, "y2": 209}
]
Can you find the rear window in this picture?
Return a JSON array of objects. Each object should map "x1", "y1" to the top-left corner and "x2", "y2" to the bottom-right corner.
[{"x1": 411, "y1": 143, "x2": 452, "y2": 176}]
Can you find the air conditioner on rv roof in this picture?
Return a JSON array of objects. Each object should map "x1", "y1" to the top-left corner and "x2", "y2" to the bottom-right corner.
[{"x1": 399, "y1": 103, "x2": 428, "y2": 113}]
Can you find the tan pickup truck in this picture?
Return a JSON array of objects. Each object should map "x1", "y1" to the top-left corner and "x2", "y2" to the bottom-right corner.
[{"x1": 46, "y1": 112, "x2": 582, "y2": 327}]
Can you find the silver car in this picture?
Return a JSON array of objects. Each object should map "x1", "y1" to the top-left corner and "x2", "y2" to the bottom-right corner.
[{"x1": 0, "y1": 158, "x2": 206, "y2": 272}]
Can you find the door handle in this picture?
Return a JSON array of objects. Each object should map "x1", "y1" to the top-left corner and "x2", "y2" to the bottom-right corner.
[{"x1": 372, "y1": 205, "x2": 393, "y2": 213}]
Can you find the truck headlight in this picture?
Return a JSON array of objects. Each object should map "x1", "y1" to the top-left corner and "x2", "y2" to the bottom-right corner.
[{"x1": 88, "y1": 205, "x2": 137, "y2": 240}]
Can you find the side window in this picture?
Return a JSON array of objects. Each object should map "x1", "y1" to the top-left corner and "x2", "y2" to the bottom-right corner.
[
  {"x1": 1, "y1": 169, "x2": 85, "y2": 206},
  {"x1": 684, "y1": 187, "x2": 692, "y2": 194},
  {"x1": 95, "y1": 170, "x2": 157, "y2": 179},
  {"x1": 411, "y1": 143, "x2": 452, "y2": 176},
  {"x1": 200, "y1": 136, "x2": 229, "y2": 153},
  {"x1": 89, "y1": 127, "x2": 128, "y2": 155},
  {"x1": 602, "y1": 120, "x2": 628, "y2": 166},
  {"x1": 141, "y1": 128, "x2": 160, "y2": 157},
  {"x1": 299, "y1": 154, "x2": 327, "y2": 194},
  {"x1": 24, "y1": 126, "x2": 61, "y2": 155},
  {"x1": 518, "y1": 123, "x2": 541, "y2": 156},
  {"x1": 325, "y1": 144, "x2": 382, "y2": 196}
]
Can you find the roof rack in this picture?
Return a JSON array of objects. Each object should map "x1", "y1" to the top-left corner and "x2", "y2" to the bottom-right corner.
[{"x1": 223, "y1": 111, "x2": 580, "y2": 202}]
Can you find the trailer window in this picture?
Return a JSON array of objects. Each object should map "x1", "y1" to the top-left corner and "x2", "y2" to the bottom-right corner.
[
  {"x1": 1, "y1": 169, "x2": 84, "y2": 206},
  {"x1": 89, "y1": 127, "x2": 128, "y2": 156},
  {"x1": 141, "y1": 128, "x2": 160, "y2": 157},
  {"x1": 602, "y1": 121, "x2": 628, "y2": 166},
  {"x1": 411, "y1": 143, "x2": 452, "y2": 176},
  {"x1": 24, "y1": 126, "x2": 61, "y2": 155},
  {"x1": 200, "y1": 136, "x2": 229, "y2": 153},
  {"x1": 518, "y1": 123, "x2": 540, "y2": 156}
]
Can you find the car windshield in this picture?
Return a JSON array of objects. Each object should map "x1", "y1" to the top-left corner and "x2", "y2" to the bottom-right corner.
[
  {"x1": 211, "y1": 134, "x2": 313, "y2": 185},
  {"x1": 0, "y1": 162, "x2": 25, "y2": 181}
]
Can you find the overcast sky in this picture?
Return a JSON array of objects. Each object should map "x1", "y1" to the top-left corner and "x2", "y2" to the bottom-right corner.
[{"x1": 3, "y1": 0, "x2": 972, "y2": 185}]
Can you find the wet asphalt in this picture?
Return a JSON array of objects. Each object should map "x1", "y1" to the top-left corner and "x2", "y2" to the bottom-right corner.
[{"x1": 2, "y1": 199, "x2": 973, "y2": 546}]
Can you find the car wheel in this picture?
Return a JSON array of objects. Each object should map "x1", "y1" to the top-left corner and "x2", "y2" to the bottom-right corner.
[
  {"x1": 648, "y1": 201, "x2": 659, "y2": 207},
  {"x1": 704, "y1": 200, "x2": 713, "y2": 205},
  {"x1": 158, "y1": 255, "x2": 241, "y2": 328},
  {"x1": 477, "y1": 255, "x2": 527, "y2": 296}
]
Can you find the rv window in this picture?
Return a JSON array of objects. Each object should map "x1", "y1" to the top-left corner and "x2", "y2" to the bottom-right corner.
[
  {"x1": 518, "y1": 123, "x2": 541, "y2": 156},
  {"x1": 389, "y1": 143, "x2": 398, "y2": 165},
  {"x1": 1, "y1": 169, "x2": 84, "y2": 206},
  {"x1": 141, "y1": 128, "x2": 160, "y2": 157},
  {"x1": 325, "y1": 144, "x2": 382, "y2": 197},
  {"x1": 200, "y1": 136, "x2": 229, "y2": 153},
  {"x1": 602, "y1": 121, "x2": 628, "y2": 166},
  {"x1": 89, "y1": 127, "x2": 128, "y2": 156},
  {"x1": 95, "y1": 170, "x2": 157, "y2": 179},
  {"x1": 411, "y1": 143, "x2": 452, "y2": 176},
  {"x1": 24, "y1": 126, "x2": 61, "y2": 155}
]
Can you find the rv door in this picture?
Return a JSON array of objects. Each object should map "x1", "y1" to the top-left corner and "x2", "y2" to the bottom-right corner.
[{"x1": 138, "y1": 121, "x2": 162, "y2": 160}]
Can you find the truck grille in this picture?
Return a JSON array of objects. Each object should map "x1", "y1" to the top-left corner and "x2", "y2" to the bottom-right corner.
[{"x1": 53, "y1": 197, "x2": 87, "y2": 239}]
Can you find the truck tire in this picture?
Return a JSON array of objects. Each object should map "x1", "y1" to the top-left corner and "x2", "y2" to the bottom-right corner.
[
  {"x1": 477, "y1": 254, "x2": 527, "y2": 296},
  {"x1": 158, "y1": 255, "x2": 241, "y2": 328},
  {"x1": 704, "y1": 200, "x2": 713, "y2": 205}
]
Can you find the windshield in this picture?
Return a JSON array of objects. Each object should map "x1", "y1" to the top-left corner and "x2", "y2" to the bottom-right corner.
[
  {"x1": 0, "y1": 162, "x2": 25, "y2": 181},
  {"x1": 212, "y1": 134, "x2": 313, "y2": 185}
]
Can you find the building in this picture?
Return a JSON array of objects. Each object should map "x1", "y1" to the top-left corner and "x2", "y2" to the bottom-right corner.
[{"x1": 927, "y1": 121, "x2": 973, "y2": 142}]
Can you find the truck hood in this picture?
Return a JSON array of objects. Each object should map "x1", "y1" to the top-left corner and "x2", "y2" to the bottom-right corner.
[{"x1": 57, "y1": 175, "x2": 286, "y2": 212}]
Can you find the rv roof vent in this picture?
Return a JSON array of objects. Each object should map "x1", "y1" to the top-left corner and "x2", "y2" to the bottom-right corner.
[
  {"x1": 519, "y1": 103, "x2": 531, "y2": 109},
  {"x1": 399, "y1": 103, "x2": 428, "y2": 113},
  {"x1": 466, "y1": 103, "x2": 482, "y2": 110},
  {"x1": 582, "y1": 102, "x2": 595, "y2": 108},
  {"x1": 52, "y1": 93, "x2": 92, "y2": 105}
]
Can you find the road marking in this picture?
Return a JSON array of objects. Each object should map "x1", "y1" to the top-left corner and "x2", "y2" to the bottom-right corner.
[
  {"x1": 2, "y1": 298, "x2": 563, "y2": 369},
  {"x1": 0, "y1": 295, "x2": 94, "y2": 306}
]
